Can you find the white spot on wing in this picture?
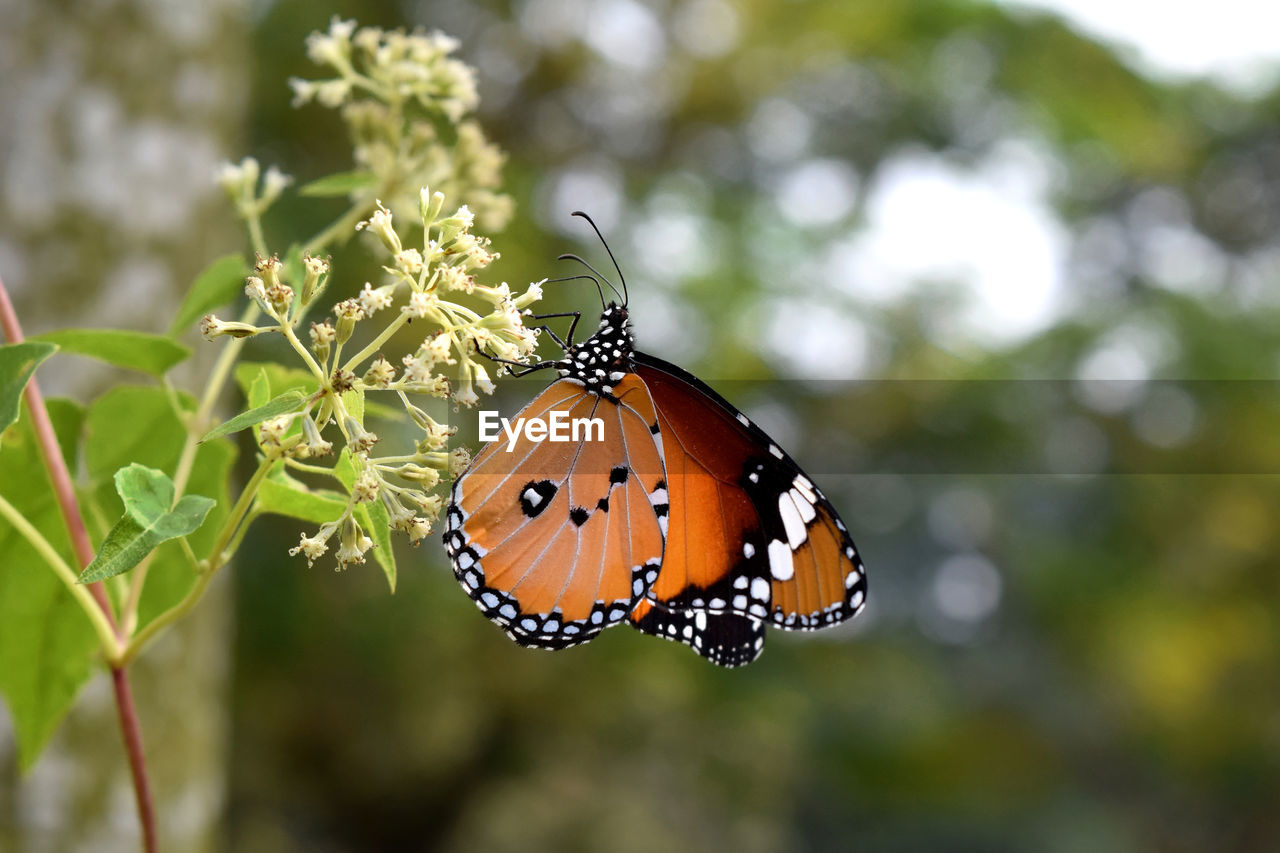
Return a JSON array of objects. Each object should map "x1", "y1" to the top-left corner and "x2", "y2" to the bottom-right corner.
[
  {"x1": 743, "y1": 542, "x2": 755, "y2": 558},
  {"x1": 768, "y1": 539, "x2": 794, "y2": 581},
  {"x1": 789, "y1": 487, "x2": 817, "y2": 523},
  {"x1": 522, "y1": 487, "x2": 543, "y2": 508},
  {"x1": 778, "y1": 492, "x2": 808, "y2": 549},
  {"x1": 769, "y1": 444, "x2": 783, "y2": 459},
  {"x1": 750, "y1": 577, "x2": 770, "y2": 602}
]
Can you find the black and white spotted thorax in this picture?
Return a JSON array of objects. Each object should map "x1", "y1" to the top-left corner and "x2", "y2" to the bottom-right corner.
[{"x1": 556, "y1": 305, "x2": 635, "y2": 397}]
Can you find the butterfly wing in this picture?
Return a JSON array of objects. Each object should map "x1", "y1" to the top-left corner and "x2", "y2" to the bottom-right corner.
[
  {"x1": 628, "y1": 353, "x2": 867, "y2": 665},
  {"x1": 444, "y1": 376, "x2": 668, "y2": 649}
]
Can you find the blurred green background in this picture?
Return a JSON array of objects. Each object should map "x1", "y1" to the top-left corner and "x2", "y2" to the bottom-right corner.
[{"x1": 8, "y1": 0, "x2": 1280, "y2": 849}]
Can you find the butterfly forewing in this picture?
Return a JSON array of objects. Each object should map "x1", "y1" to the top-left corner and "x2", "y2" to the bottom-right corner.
[
  {"x1": 630, "y1": 355, "x2": 868, "y2": 644},
  {"x1": 445, "y1": 376, "x2": 667, "y2": 649}
]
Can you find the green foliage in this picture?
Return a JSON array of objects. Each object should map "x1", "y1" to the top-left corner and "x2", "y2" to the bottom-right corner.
[
  {"x1": 0, "y1": 341, "x2": 56, "y2": 432},
  {"x1": 78, "y1": 465, "x2": 214, "y2": 584},
  {"x1": 234, "y1": 361, "x2": 317, "y2": 402},
  {"x1": 257, "y1": 474, "x2": 348, "y2": 524},
  {"x1": 0, "y1": 399, "x2": 96, "y2": 771},
  {"x1": 168, "y1": 253, "x2": 250, "y2": 336},
  {"x1": 299, "y1": 170, "x2": 377, "y2": 198},
  {"x1": 82, "y1": 385, "x2": 236, "y2": 623},
  {"x1": 29, "y1": 329, "x2": 190, "y2": 377},
  {"x1": 199, "y1": 391, "x2": 307, "y2": 443}
]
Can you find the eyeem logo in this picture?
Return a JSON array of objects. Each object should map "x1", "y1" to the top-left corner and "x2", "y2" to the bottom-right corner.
[{"x1": 479, "y1": 411, "x2": 605, "y2": 452}]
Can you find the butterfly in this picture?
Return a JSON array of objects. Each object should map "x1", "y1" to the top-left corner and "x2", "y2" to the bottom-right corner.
[{"x1": 442, "y1": 213, "x2": 867, "y2": 667}]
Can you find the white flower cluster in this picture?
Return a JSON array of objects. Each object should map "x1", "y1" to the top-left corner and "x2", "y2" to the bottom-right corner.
[
  {"x1": 288, "y1": 17, "x2": 513, "y2": 232},
  {"x1": 205, "y1": 19, "x2": 535, "y2": 575},
  {"x1": 205, "y1": 187, "x2": 541, "y2": 571}
]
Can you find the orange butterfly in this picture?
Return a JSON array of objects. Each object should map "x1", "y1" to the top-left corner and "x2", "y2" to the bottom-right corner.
[{"x1": 443, "y1": 214, "x2": 867, "y2": 667}]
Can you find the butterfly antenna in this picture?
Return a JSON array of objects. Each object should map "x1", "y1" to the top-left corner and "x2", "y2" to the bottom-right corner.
[
  {"x1": 571, "y1": 210, "x2": 629, "y2": 306},
  {"x1": 557, "y1": 253, "x2": 625, "y2": 304},
  {"x1": 543, "y1": 273, "x2": 607, "y2": 309}
]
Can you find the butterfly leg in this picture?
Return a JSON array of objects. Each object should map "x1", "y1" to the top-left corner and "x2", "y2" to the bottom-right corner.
[
  {"x1": 474, "y1": 350, "x2": 558, "y2": 377},
  {"x1": 523, "y1": 310, "x2": 582, "y2": 347}
]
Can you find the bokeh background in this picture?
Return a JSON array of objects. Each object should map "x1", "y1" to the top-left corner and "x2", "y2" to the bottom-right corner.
[{"x1": 4, "y1": 0, "x2": 1280, "y2": 850}]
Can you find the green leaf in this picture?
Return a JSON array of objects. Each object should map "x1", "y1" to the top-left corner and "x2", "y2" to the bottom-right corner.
[
  {"x1": 247, "y1": 367, "x2": 271, "y2": 410},
  {"x1": 78, "y1": 464, "x2": 215, "y2": 583},
  {"x1": 115, "y1": 463, "x2": 175, "y2": 524},
  {"x1": 82, "y1": 386, "x2": 236, "y2": 625},
  {"x1": 234, "y1": 362, "x2": 318, "y2": 400},
  {"x1": 257, "y1": 477, "x2": 348, "y2": 525},
  {"x1": 299, "y1": 170, "x2": 377, "y2": 198},
  {"x1": 199, "y1": 391, "x2": 306, "y2": 443},
  {"x1": 0, "y1": 341, "x2": 57, "y2": 433},
  {"x1": 168, "y1": 253, "x2": 249, "y2": 336},
  {"x1": 361, "y1": 499, "x2": 396, "y2": 593},
  {"x1": 29, "y1": 329, "x2": 190, "y2": 377},
  {"x1": 342, "y1": 388, "x2": 365, "y2": 423},
  {"x1": 0, "y1": 398, "x2": 96, "y2": 770}
]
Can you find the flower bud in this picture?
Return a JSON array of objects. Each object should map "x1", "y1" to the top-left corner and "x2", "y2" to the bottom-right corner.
[
  {"x1": 344, "y1": 416, "x2": 379, "y2": 454},
  {"x1": 419, "y1": 187, "x2": 446, "y2": 224},
  {"x1": 355, "y1": 202, "x2": 402, "y2": 254},
  {"x1": 334, "y1": 515, "x2": 374, "y2": 570},
  {"x1": 301, "y1": 416, "x2": 334, "y2": 456},
  {"x1": 200, "y1": 315, "x2": 261, "y2": 341},
  {"x1": 267, "y1": 281, "x2": 295, "y2": 316},
  {"x1": 333, "y1": 299, "x2": 364, "y2": 345},
  {"x1": 261, "y1": 166, "x2": 292, "y2": 207},
  {"x1": 300, "y1": 254, "x2": 330, "y2": 305},
  {"x1": 311, "y1": 320, "x2": 336, "y2": 363}
]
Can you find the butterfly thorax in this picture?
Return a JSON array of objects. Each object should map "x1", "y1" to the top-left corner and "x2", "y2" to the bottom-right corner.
[{"x1": 555, "y1": 304, "x2": 634, "y2": 397}]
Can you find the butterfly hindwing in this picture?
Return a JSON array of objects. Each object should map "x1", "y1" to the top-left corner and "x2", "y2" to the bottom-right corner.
[
  {"x1": 628, "y1": 597, "x2": 765, "y2": 668},
  {"x1": 445, "y1": 375, "x2": 667, "y2": 649}
]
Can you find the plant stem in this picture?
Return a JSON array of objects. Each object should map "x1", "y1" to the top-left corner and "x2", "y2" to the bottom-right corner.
[
  {"x1": 0, "y1": 273, "x2": 157, "y2": 853},
  {"x1": 0, "y1": 494, "x2": 122, "y2": 661},
  {"x1": 341, "y1": 309, "x2": 411, "y2": 373},
  {"x1": 111, "y1": 666, "x2": 157, "y2": 853}
]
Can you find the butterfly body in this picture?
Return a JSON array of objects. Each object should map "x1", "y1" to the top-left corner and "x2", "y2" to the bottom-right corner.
[{"x1": 444, "y1": 302, "x2": 867, "y2": 667}]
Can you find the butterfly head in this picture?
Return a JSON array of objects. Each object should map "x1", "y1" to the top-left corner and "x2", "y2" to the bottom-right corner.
[{"x1": 556, "y1": 304, "x2": 634, "y2": 396}]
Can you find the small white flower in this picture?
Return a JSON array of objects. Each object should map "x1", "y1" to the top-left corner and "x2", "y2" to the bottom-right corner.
[
  {"x1": 395, "y1": 248, "x2": 424, "y2": 275},
  {"x1": 448, "y1": 447, "x2": 472, "y2": 477},
  {"x1": 289, "y1": 528, "x2": 334, "y2": 568},
  {"x1": 261, "y1": 166, "x2": 293, "y2": 205},
  {"x1": 356, "y1": 201, "x2": 402, "y2": 254},
  {"x1": 363, "y1": 355, "x2": 396, "y2": 388},
  {"x1": 317, "y1": 79, "x2": 353, "y2": 108},
  {"x1": 401, "y1": 352, "x2": 434, "y2": 384},
  {"x1": 471, "y1": 364, "x2": 495, "y2": 396},
  {"x1": 353, "y1": 468, "x2": 380, "y2": 503},
  {"x1": 358, "y1": 282, "x2": 394, "y2": 315},
  {"x1": 514, "y1": 279, "x2": 544, "y2": 309},
  {"x1": 423, "y1": 332, "x2": 455, "y2": 366},
  {"x1": 407, "y1": 290, "x2": 439, "y2": 318},
  {"x1": 452, "y1": 380, "x2": 479, "y2": 409}
]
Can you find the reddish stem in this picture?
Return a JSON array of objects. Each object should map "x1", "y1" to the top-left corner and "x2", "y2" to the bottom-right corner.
[{"x1": 0, "y1": 275, "x2": 159, "y2": 852}]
